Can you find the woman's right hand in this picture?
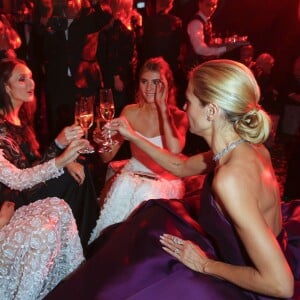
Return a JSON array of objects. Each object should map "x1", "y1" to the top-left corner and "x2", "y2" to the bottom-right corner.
[
  {"x1": 55, "y1": 124, "x2": 84, "y2": 148},
  {"x1": 55, "y1": 139, "x2": 90, "y2": 169}
]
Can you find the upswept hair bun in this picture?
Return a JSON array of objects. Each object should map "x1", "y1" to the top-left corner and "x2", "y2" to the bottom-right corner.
[
  {"x1": 189, "y1": 59, "x2": 271, "y2": 144},
  {"x1": 233, "y1": 108, "x2": 271, "y2": 143}
]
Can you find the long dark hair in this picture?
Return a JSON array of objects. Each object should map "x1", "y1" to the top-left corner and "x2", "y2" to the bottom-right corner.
[
  {"x1": 0, "y1": 58, "x2": 39, "y2": 155},
  {"x1": 136, "y1": 56, "x2": 177, "y2": 106},
  {"x1": 0, "y1": 58, "x2": 36, "y2": 125}
]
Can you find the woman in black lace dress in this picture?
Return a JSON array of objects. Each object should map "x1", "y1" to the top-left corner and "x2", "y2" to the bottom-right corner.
[{"x1": 0, "y1": 58, "x2": 99, "y2": 253}]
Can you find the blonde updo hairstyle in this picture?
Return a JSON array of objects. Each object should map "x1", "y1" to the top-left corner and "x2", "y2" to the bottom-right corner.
[{"x1": 189, "y1": 59, "x2": 271, "y2": 144}]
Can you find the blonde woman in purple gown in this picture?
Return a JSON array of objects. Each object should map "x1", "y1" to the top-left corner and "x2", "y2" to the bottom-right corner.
[{"x1": 45, "y1": 59, "x2": 300, "y2": 300}]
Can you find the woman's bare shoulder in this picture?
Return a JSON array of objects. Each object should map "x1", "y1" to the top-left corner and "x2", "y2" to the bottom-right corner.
[
  {"x1": 213, "y1": 150, "x2": 257, "y2": 195},
  {"x1": 121, "y1": 104, "x2": 140, "y2": 117}
]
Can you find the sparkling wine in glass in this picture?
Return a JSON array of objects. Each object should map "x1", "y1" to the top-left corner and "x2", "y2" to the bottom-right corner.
[
  {"x1": 78, "y1": 95, "x2": 95, "y2": 154},
  {"x1": 74, "y1": 101, "x2": 80, "y2": 125},
  {"x1": 98, "y1": 88, "x2": 118, "y2": 153}
]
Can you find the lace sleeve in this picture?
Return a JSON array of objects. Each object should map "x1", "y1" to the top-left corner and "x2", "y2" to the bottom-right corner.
[{"x1": 0, "y1": 150, "x2": 64, "y2": 191}]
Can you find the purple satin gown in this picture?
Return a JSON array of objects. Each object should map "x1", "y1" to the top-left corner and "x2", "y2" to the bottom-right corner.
[{"x1": 45, "y1": 175, "x2": 300, "y2": 300}]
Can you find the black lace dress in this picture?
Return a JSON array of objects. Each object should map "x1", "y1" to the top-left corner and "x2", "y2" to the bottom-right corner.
[{"x1": 0, "y1": 119, "x2": 99, "y2": 253}]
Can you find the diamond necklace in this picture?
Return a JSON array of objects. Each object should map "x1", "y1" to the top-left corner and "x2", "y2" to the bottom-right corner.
[{"x1": 213, "y1": 139, "x2": 245, "y2": 162}]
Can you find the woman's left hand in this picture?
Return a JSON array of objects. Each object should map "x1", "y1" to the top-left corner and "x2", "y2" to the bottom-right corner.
[
  {"x1": 66, "y1": 161, "x2": 85, "y2": 185},
  {"x1": 160, "y1": 233, "x2": 211, "y2": 273}
]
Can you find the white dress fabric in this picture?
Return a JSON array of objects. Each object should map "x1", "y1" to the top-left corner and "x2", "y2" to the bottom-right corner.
[
  {"x1": 0, "y1": 151, "x2": 84, "y2": 300},
  {"x1": 0, "y1": 150, "x2": 64, "y2": 191},
  {"x1": 89, "y1": 135, "x2": 185, "y2": 244},
  {"x1": 0, "y1": 198, "x2": 84, "y2": 300}
]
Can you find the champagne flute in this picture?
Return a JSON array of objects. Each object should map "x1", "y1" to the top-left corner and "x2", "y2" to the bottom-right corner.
[
  {"x1": 78, "y1": 95, "x2": 95, "y2": 154},
  {"x1": 98, "y1": 88, "x2": 118, "y2": 153},
  {"x1": 74, "y1": 101, "x2": 80, "y2": 125}
]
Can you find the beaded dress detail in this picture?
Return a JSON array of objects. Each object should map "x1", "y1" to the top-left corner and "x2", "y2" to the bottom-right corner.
[
  {"x1": 88, "y1": 133, "x2": 185, "y2": 244},
  {"x1": 0, "y1": 123, "x2": 85, "y2": 299},
  {"x1": 0, "y1": 198, "x2": 84, "y2": 300}
]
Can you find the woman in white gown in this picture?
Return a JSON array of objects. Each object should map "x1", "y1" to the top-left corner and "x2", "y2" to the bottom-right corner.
[
  {"x1": 0, "y1": 139, "x2": 88, "y2": 300},
  {"x1": 89, "y1": 57, "x2": 189, "y2": 243}
]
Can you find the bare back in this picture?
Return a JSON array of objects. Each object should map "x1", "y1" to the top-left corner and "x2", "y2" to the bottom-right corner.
[{"x1": 213, "y1": 142, "x2": 282, "y2": 236}]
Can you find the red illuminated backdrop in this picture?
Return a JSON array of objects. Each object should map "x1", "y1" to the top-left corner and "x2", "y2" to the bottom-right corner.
[{"x1": 173, "y1": 0, "x2": 300, "y2": 91}]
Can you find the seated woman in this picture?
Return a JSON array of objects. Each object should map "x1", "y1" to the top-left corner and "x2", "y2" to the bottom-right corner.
[
  {"x1": 46, "y1": 60, "x2": 299, "y2": 299},
  {"x1": 0, "y1": 58, "x2": 99, "y2": 252},
  {"x1": 0, "y1": 138, "x2": 88, "y2": 300},
  {"x1": 89, "y1": 57, "x2": 188, "y2": 243}
]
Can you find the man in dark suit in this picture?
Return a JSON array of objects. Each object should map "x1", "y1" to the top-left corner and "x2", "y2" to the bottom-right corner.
[{"x1": 40, "y1": 0, "x2": 112, "y2": 139}]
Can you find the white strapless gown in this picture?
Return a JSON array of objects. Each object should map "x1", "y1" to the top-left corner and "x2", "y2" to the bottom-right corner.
[{"x1": 89, "y1": 135, "x2": 185, "y2": 244}]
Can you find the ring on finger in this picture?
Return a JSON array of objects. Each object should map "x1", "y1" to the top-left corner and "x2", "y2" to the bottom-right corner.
[
  {"x1": 173, "y1": 237, "x2": 183, "y2": 245},
  {"x1": 174, "y1": 248, "x2": 180, "y2": 255}
]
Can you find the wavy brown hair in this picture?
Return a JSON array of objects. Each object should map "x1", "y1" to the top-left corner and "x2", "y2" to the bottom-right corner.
[{"x1": 136, "y1": 56, "x2": 177, "y2": 107}]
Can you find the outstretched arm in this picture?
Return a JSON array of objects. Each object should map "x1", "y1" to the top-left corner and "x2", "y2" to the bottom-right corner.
[
  {"x1": 110, "y1": 116, "x2": 213, "y2": 177},
  {"x1": 0, "y1": 139, "x2": 89, "y2": 191}
]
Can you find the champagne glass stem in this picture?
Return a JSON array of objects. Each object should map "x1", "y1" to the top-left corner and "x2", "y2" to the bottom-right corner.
[
  {"x1": 107, "y1": 122, "x2": 112, "y2": 145},
  {"x1": 107, "y1": 123, "x2": 111, "y2": 145}
]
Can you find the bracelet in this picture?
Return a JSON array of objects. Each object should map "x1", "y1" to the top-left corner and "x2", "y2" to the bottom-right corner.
[{"x1": 54, "y1": 139, "x2": 66, "y2": 150}]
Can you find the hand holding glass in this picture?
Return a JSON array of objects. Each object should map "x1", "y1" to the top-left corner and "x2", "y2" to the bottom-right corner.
[
  {"x1": 98, "y1": 89, "x2": 119, "y2": 153},
  {"x1": 78, "y1": 96, "x2": 95, "y2": 154}
]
